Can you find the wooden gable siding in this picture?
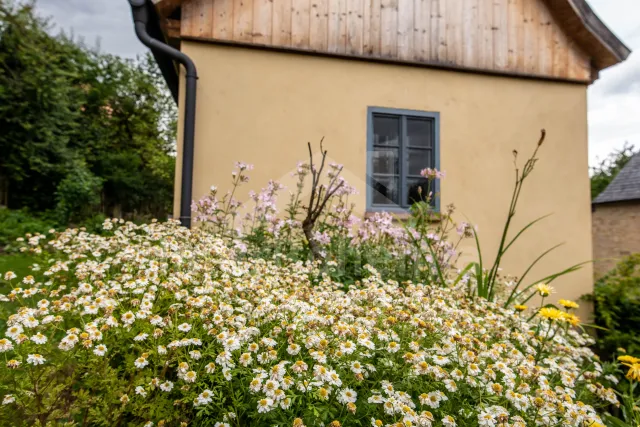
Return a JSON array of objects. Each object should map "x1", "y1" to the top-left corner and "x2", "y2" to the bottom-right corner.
[{"x1": 180, "y1": 0, "x2": 592, "y2": 82}]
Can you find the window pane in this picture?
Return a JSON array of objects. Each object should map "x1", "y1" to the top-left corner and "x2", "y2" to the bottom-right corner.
[
  {"x1": 373, "y1": 115, "x2": 400, "y2": 146},
  {"x1": 406, "y1": 177, "x2": 433, "y2": 206},
  {"x1": 372, "y1": 175, "x2": 400, "y2": 205},
  {"x1": 407, "y1": 149, "x2": 432, "y2": 176},
  {"x1": 371, "y1": 147, "x2": 399, "y2": 175},
  {"x1": 407, "y1": 118, "x2": 432, "y2": 147}
]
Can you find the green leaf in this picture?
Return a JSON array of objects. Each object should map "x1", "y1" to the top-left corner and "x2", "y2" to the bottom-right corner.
[{"x1": 604, "y1": 413, "x2": 634, "y2": 427}]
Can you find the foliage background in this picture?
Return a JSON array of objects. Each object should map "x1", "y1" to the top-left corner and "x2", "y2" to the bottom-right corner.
[
  {"x1": 0, "y1": 0, "x2": 176, "y2": 225},
  {"x1": 590, "y1": 142, "x2": 638, "y2": 200},
  {"x1": 586, "y1": 254, "x2": 640, "y2": 358}
]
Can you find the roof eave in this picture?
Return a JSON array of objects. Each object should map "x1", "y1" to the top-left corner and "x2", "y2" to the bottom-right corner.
[
  {"x1": 544, "y1": 0, "x2": 631, "y2": 71},
  {"x1": 593, "y1": 197, "x2": 640, "y2": 206}
]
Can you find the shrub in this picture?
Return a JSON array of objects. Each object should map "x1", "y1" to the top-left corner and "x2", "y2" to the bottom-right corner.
[
  {"x1": 55, "y1": 161, "x2": 103, "y2": 224},
  {"x1": 581, "y1": 253, "x2": 640, "y2": 426},
  {"x1": 585, "y1": 254, "x2": 640, "y2": 359},
  {"x1": 0, "y1": 208, "x2": 56, "y2": 252},
  {"x1": 0, "y1": 221, "x2": 620, "y2": 426}
]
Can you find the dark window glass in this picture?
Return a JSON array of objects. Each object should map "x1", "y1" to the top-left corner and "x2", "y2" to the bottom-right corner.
[
  {"x1": 372, "y1": 115, "x2": 400, "y2": 146},
  {"x1": 406, "y1": 177, "x2": 431, "y2": 206},
  {"x1": 407, "y1": 149, "x2": 431, "y2": 176},
  {"x1": 407, "y1": 118, "x2": 432, "y2": 147}
]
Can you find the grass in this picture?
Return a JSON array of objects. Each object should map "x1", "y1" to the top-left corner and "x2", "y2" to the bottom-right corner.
[
  {"x1": 0, "y1": 252, "x2": 39, "y2": 282},
  {"x1": 0, "y1": 252, "x2": 40, "y2": 328}
]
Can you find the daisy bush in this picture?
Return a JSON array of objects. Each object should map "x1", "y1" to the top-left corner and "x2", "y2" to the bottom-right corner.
[{"x1": 0, "y1": 220, "x2": 623, "y2": 426}]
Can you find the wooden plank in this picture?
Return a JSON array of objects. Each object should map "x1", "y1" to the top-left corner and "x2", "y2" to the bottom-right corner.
[
  {"x1": 506, "y1": 0, "x2": 518, "y2": 70},
  {"x1": 380, "y1": 0, "x2": 398, "y2": 58},
  {"x1": 461, "y1": 0, "x2": 478, "y2": 67},
  {"x1": 272, "y1": 0, "x2": 293, "y2": 46},
  {"x1": 493, "y1": 0, "x2": 508, "y2": 70},
  {"x1": 435, "y1": 0, "x2": 446, "y2": 61},
  {"x1": 551, "y1": 24, "x2": 568, "y2": 77},
  {"x1": 347, "y1": 0, "x2": 364, "y2": 55},
  {"x1": 363, "y1": 0, "x2": 372, "y2": 54},
  {"x1": 537, "y1": 1, "x2": 553, "y2": 75},
  {"x1": 310, "y1": 0, "x2": 329, "y2": 50},
  {"x1": 253, "y1": 0, "x2": 273, "y2": 44},
  {"x1": 429, "y1": 0, "x2": 439, "y2": 60},
  {"x1": 397, "y1": 0, "x2": 414, "y2": 60},
  {"x1": 516, "y1": 0, "x2": 525, "y2": 71},
  {"x1": 213, "y1": 0, "x2": 234, "y2": 39},
  {"x1": 328, "y1": 0, "x2": 347, "y2": 52},
  {"x1": 369, "y1": 0, "x2": 382, "y2": 55},
  {"x1": 567, "y1": 40, "x2": 578, "y2": 80},
  {"x1": 567, "y1": 42, "x2": 589, "y2": 81},
  {"x1": 233, "y1": 0, "x2": 254, "y2": 42},
  {"x1": 181, "y1": 0, "x2": 195, "y2": 37},
  {"x1": 577, "y1": 50, "x2": 591, "y2": 81},
  {"x1": 479, "y1": 0, "x2": 493, "y2": 69},
  {"x1": 523, "y1": 0, "x2": 537, "y2": 73},
  {"x1": 196, "y1": 0, "x2": 215, "y2": 38},
  {"x1": 292, "y1": 0, "x2": 311, "y2": 48},
  {"x1": 413, "y1": 0, "x2": 430, "y2": 61},
  {"x1": 445, "y1": 0, "x2": 461, "y2": 64}
]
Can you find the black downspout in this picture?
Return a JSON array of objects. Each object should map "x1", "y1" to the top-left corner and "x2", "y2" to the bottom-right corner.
[{"x1": 129, "y1": 0, "x2": 197, "y2": 228}]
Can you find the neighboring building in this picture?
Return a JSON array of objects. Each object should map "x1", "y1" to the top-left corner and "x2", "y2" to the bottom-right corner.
[
  {"x1": 592, "y1": 154, "x2": 640, "y2": 278},
  {"x1": 133, "y1": 0, "x2": 629, "y2": 304}
]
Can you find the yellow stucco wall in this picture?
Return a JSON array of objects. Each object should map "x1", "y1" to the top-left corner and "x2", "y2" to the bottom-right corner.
[{"x1": 175, "y1": 41, "x2": 593, "y2": 310}]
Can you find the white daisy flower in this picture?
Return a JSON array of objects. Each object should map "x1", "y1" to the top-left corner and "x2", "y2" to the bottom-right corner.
[
  {"x1": 177, "y1": 323, "x2": 192, "y2": 332},
  {"x1": 134, "y1": 357, "x2": 149, "y2": 369},
  {"x1": 27, "y1": 354, "x2": 46, "y2": 365},
  {"x1": 93, "y1": 344, "x2": 108, "y2": 356},
  {"x1": 159, "y1": 381, "x2": 174, "y2": 392}
]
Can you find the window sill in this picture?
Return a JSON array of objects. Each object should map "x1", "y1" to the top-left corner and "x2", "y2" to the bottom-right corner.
[{"x1": 364, "y1": 211, "x2": 442, "y2": 222}]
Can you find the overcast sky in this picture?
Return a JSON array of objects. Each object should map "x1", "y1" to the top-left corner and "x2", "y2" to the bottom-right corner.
[{"x1": 33, "y1": 0, "x2": 639, "y2": 166}]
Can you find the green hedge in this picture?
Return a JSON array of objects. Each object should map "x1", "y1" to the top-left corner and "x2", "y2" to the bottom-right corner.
[{"x1": 586, "y1": 254, "x2": 640, "y2": 358}]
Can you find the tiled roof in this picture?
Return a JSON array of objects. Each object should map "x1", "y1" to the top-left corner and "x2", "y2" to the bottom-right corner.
[{"x1": 594, "y1": 154, "x2": 640, "y2": 204}]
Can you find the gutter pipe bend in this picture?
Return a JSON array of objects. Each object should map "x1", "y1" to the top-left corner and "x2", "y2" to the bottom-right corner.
[{"x1": 128, "y1": 0, "x2": 197, "y2": 228}]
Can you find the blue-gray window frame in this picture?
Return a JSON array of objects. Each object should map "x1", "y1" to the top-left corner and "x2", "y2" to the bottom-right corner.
[{"x1": 366, "y1": 106, "x2": 441, "y2": 213}]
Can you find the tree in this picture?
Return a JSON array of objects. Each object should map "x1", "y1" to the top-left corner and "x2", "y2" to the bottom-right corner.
[
  {"x1": 591, "y1": 142, "x2": 638, "y2": 199},
  {"x1": 0, "y1": 0, "x2": 176, "y2": 221},
  {"x1": 0, "y1": 0, "x2": 86, "y2": 210}
]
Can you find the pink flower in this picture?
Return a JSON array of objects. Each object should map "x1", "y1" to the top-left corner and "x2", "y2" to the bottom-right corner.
[{"x1": 419, "y1": 168, "x2": 445, "y2": 179}]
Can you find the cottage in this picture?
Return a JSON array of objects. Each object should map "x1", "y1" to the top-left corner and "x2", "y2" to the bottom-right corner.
[
  {"x1": 129, "y1": 0, "x2": 629, "y2": 304},
  {"x1": 592, "y1": 154, "x2": 640, "y2": 278}
]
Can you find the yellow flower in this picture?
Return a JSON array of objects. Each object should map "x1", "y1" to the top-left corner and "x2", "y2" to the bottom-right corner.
[
  {"x1": 536, "y1": 283, "x2": 554, "y2": 297},
  {"x1": 558, "y1": 299, "x2": 579, "y2": 309},
  {"x1": 625, "y1": 363, "x2": 640, "y2": 381},
  {"x1": 538, "y1": 307, "x2": 564, "y2": 321},
  {"x1": 514, "y1": 304, "x2": 527, "y2": 312},
  {"x1": 561, "y1": 312, "x2": 580, "y2": 326},
  {"x1": 618, "y1": 355, "x2": 640, "y2": 364}
]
